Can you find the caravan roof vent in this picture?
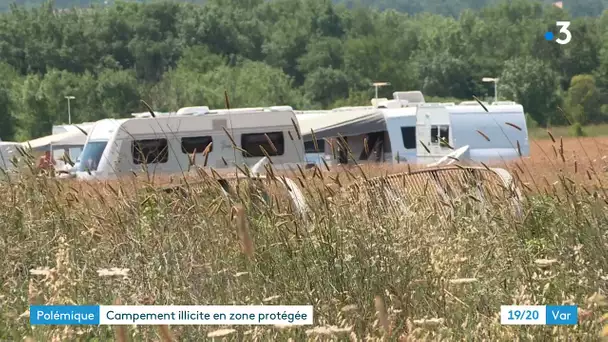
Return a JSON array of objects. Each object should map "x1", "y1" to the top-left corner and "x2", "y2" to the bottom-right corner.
[
  {"x1": 371, "y1": 98, "x2": 389, "y2": 107},
  {"x1": 420, "y1": 103, "x2": 451, "y2": 108},
  {"x1": 377, "y1": 99, "x2": 409, "y2": 108},
  {"x1": 210, "y1": 107, "x2": 264, "y2": 114},
  {"x1": 268, "y1": 105, "x2": 293, "y2": 111},
  {"x1": 176, "y1": 106, "x2": 210, "y2": 116},
  {"x1": 295, "y1": 110, "x2": 330, "y2": 115},
  {"x1": 131, "y1": 112, "x2": 176, "y2": 118},
  {"x1": 459, "y1": 101, "x2": 489, "y2": 106},
  {"x1": 393, "y1": 91, "x2": 425, "y2": 104},
  {"x1": 491, "y1": 101, "x2": 516, "y2": 105},
  {"x1": 332, "y1": 106, "x2": 375, "y2": 112}
]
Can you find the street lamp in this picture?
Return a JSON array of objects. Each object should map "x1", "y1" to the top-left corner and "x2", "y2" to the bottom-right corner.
[
  {"x1": 65, "y1": 96, "x2": 75, "y2": 124},
  {"x1": 482, "y1": 77, "x2": 498, "y2": 103},
  {"x1": 371, "y1": 82, "x2": 391, "y2": 100}
]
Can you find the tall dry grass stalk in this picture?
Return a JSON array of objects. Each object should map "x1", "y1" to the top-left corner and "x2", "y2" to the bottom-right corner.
[
  {"x1": 233, "y1": 204, "x2": 254, "y2": 259},
  {"x1": 158, "y1": 325, "x2": 174, "y2": 342},
  {"x1": 374, "y1": 296, "x2": 390, "y2": 336},
  {"x1": 113, "y1": 298, "x2": 127, "y2": 342}
]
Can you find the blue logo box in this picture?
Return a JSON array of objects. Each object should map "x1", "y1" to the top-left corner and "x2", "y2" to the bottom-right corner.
[
  {"x1": 545, "y1": 305, "x2": 578, "y2": 325},
  {"x1": 30, "y1": 305, "x2": 100, "y2": 325}
]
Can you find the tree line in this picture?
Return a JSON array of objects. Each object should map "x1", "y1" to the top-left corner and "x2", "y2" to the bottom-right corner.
[
  {"x1": 4, "y1": 0, "x2": 608, "y2": 18},
  {"x1": 0, "y1": 0, "x2": 607, "y2": 141}
]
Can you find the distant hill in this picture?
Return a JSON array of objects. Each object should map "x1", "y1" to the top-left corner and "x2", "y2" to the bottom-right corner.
[
  {"x1": 0, "y1": 0, "x2": 606, "y2": 16},
  {"x1": 336, "y1": 0, "x2": 606, "y2": 17}
]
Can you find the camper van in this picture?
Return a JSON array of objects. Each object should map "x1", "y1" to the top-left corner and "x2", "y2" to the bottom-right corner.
[
  {"x1": 74, "y1": 106, "x2": 305, "y2": 180},
  {"x1": 299, "y1": 91, "x2": 529, "y2": 165}
]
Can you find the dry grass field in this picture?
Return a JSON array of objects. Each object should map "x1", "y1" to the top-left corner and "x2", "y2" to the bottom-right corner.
[
  {"x1": 1, "y1": 135, "x2": 608, "y2": 341},
  {"x1": 505, "y1": 135, "x2": 608, "y2": 192}
]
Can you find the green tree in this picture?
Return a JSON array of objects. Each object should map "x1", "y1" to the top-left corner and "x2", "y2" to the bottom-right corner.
[
  {"x1": 13, "y1": 74, "x2": 49, "y2": 140},
  {"x1": 499, "y1": 56, "x2": 560, "y2": 125},
  {"x1": 559, "y1": 19, "x2": 600, "y2": 88},
  {"x1": 0, "y1": 62, "x2": 19, "y2": 140},
  {"x1": 1, "y1": 0, "x2": 608, "y2": 139},
  {"x1": 297, "y1": 37, "x2": 344, "y2": 74},
  {"x1": 155, "y1": 58, "x2": 305, "y2": 110},
  {"x1": 416, "y1": 52, "x2": 473, "y2": 99},
  {"x1": 13, "y1": 70, "x2": 99, "y2": 139},
  {"x1": 96, "y1": 69, "x2": 140, "y2": 118},
  {"x1": 203, "y1": 60, "x2": 306, "y2": 108},
  {"x1": 565, "y1": 74, "x2": 602, "y2": 124},
  {"x1": 303, "y1": 67, "x2": 349, "y2": 107},
  {"x1": 177, "y1": 45, "x2": 227, "y2": 74}
]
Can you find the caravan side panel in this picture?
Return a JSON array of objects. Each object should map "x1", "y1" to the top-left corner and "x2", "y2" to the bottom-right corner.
[
  {"x1": 227, "y1": 110, "x2": 305, "y2": 168},
  {"x1": 383, "y1": 108, "x2": 417, "y2": 163},
  {"x1": 84, "y1": 109, "x2": 305, "y2": 179},
  {"x1": 449, "y1": 105, "x2": 529, "y2": 162},
  {"x1": 75, "y1": 119, "x2": 126, "y2": 179},
  {"x1": 111, "y1": 116, "x2": 216, "y2": 176}
]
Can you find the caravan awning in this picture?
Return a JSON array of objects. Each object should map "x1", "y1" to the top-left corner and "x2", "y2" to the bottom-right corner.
[
  {"x1": 299, "y1": 108, "x2": 386, "y2": 141},
  {"x1": 22, "y1": 129, "x2": 89, "y2": 152}
]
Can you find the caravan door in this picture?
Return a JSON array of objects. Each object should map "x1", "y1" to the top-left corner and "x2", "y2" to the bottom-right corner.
[{"x1": 416, "y1": 104, "x2": 452, "y2": 162}]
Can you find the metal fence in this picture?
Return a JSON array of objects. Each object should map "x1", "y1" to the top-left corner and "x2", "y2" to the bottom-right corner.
[
  {"x1": 344, "y1": 166, "x2": 522, "y2": 218},
  {"x1": 159, "y1": 166, "x2": 522, "y2": 220}
]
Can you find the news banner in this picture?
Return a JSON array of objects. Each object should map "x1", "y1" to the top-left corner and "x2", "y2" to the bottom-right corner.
[
  {"x1": 30, "y1": 304, "x2": 578, "y2": 326},
  {"x1": 30, "y1": 305, "x2": 313, "y2": 325},
  {"x1": 500, "y1": 305, "x2": 578, "y2": 325}
]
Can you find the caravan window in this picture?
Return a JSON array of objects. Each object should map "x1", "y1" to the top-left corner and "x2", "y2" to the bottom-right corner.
[
  {"x1": 360, "y1": 131, "x2": 384, "y2": 161},
  {"x1": 304, "y1": 139, "x2": 325, "y2": 153},
  {"x1": 181, "y1": 136, "x2": 213, "y2": 154},
  {"x1": 401, "y1": 126, "x2": 416, "y2": 149},
  {"x1": 337, "y1": 136, "x2": 349, "y2": 164},
  {"x1": 241, "y1": 132, "x2": 285, "y2": 157},
  {"x1": 132, "y1": 139, "x2": 169, "y2": 164},
  {"x1": 439, "y1": 126, "x2": 449, "y2": 142},
  {"x1": 76, "y1": 141, "x2": 107, "y2": 172},
  {"x1": 430, "y1": 125, "x2": 450, "y2": 145},
  {"x1": 431, "y1": 126, "x2": 438, "y2": 143}
]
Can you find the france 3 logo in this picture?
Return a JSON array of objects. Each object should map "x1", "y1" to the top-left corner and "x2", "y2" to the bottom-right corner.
[{"x1": 545, "y1": 21, "x2": 572, "y2": 45}]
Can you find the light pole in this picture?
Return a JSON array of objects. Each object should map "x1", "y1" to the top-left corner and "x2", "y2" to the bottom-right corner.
[
  {"x1": 65, "y1": 96, "x2": 75, "y2": 124},
  {"x1": 482, "y1": 77, "x2": 498, "y2": 103}
]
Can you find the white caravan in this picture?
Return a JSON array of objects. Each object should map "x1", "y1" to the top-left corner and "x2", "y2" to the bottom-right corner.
[
  {"x1": 51, "y1": 122, "x2": 95, "y2": 167},
  {"x1": 52, "y1": 122, "x2": 95, "y2": 170},
  {"x1": 22, "y1": 129, "x2": 91, "y2": 173},
  {"x1": 74, "y1": 106, "x2": 305, "y2": 180},
  {"x1": 298, "y1": 91, "x2": 529, "y2": 165},
  {"x1": 294, "y1": 110, "x2": 332, "y2": 165},
  {"x1": 0, "y1": 141, "x2": 22, "y2": 174}
]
